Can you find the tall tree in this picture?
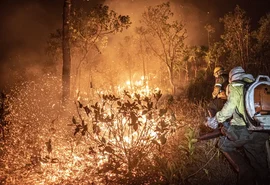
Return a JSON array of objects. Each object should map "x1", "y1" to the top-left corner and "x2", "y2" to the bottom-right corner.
[
  {"x1": 62, "y1": 0, "x2": 72, "y2": 104},
  {"x1": 204, "y1": 24, "x2": 215, "y2": 48},
  {"x1": 252, "y1": 13, "x2": 270, "y2": 74},
  {"x1": 48, "y1": 4, "x2": 131, "y2": 98},
  {"x1": 138, "y1": 2, "x2": 187, "y2": 94},
  {"x1": 220, "y1": 5, "x2": 251, "y2": 69}
]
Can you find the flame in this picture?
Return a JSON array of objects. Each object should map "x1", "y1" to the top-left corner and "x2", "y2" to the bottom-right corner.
[{"x1": 2, "y1": 74, "x2": 175, "y2": 184}]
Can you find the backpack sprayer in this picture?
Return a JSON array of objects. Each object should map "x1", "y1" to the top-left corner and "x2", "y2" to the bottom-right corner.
[{"x1": 245, "y1": 75, "x2": 270, "y2": 130}]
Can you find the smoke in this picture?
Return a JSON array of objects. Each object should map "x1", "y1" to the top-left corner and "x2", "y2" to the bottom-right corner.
[
  {"x1": 103, "y1": 0, "x2": 222, "y2": 46},
  {"x1": 0, "y1": 0, "x2": 63, "y2": 91},
  {"x1": 0, "y1": 0, "x2": 268, "y2": 91}
]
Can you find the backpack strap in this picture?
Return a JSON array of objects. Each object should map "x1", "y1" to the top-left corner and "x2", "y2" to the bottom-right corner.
[
  {"x1": 233, "y1": 80, "x2": 258, "y2": 128},
  {"x1": 235, "y1": 107, "x2": 248, "y2": 126}
]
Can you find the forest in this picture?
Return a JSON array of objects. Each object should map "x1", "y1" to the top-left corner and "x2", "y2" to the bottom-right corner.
[{"x1": 0, "y1": 1, "x2": 270, "y2": 184}]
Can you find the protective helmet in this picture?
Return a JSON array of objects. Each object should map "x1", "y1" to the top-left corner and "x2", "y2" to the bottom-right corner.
[
  {"x1": 213, "y1": 66, "x2": 225, "y2": 77},
  {"x1": 229, "y1": 66, "x2": 245, "y2": 82}
]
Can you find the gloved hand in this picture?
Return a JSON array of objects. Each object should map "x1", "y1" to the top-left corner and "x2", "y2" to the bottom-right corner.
[{"x1": 205, "y1": 116, "x2": 219, "y2": 129}]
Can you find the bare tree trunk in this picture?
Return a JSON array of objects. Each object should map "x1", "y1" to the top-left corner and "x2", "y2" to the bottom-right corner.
[
  {"x1": 138, "y1": 39, "x2": 146, "y2": 86},
  {"x1": 62, "y1": 0, "x2": 72, "y2": 105},
  {"x1": 166, "y1": 63, "x2": 175, "y2": 95}
]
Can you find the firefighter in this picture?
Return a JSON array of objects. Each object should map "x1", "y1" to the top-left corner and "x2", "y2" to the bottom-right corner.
[
  {"x1": 205, "y1": 66, "x2": 269, "y2": 185},
  {"x1": 207, "y1": 66, "x2": 229, "y2": 117}
]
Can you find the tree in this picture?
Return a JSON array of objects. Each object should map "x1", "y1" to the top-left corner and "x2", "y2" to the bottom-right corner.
[
  {"x1": 204, "y1": 24, "x2": 215, "y2": 48},
  {"x1": 62, "y1": 0, "x2": 72, "y2": 104},
  {"x1": 220, "y1": 5, "x2": 251, "y2": 69},
  {"x1": 252, "y1": 13, "x2": 270, "y2": 74},
  {"x1": 47, "y1": 4, "x2": 131, "y2": 99},
  {"x1": 138, "y1": 2, "x2": 187, "y2": 94}
]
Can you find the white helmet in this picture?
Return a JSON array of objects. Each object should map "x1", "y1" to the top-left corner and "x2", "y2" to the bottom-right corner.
[{"x1": 229, "y1": 66, "x2": 245, "y2": 82}]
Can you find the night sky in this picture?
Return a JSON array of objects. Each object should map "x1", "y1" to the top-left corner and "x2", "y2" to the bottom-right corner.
[{"x1": 0, "y1": 0, "x2": 269, "y2": 90}]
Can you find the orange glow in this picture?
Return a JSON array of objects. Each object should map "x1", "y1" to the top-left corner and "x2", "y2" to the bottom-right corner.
[{"x1": 1, "y1": 73, "x2": 176, "y2": 184}]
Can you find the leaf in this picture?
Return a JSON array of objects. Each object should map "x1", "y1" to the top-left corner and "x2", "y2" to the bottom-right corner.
[
  {"x1": 94, "y1": 112, "x2": 98, "y2": 121},
  {"x1": 82, "y1": 124, "x2": 88, "y2": 136},
  {"x1": 135, "y1": 93, "x2": 140, "y2": 100},
  {"x1": 45, "y1": 139, "x2": 52, "y2": 153},
  {"x1": 155, "y1": 126, "x2": 161, "y2": 132},
  {"x1": 152, "y1": 139, "x2": 160, "y2": 146},
  {"x1": 203, "y1": 168, "x2": 209, "y2": 175},
  {"x1": 148, "y1": 102, "x2": 153, "y2": 110},
  {"x1": 104, "y1": 146, "x2": 114, "y2": 153},
  {"x1": 133, "y1": 123, "x2": 138, "y2": 131},
  {"x1": 159, "y1": 108, "x2": 167, "y2": 116},
  {"x1": 78, "y1": 101, "x2": 83, "y2": 108},
  {"x1": 84, "y1": 106, "x2": 91, "y2": 115},
  {"x1": 72, "y1": 116, "x2": 77, "y2": 124},
  {"x1": 117, "y1": 101, "x2": 122, "y2": 106},
  {"x1": 74, "y1": 126, "x2": 80, "y2": 136},
  {"x1": 191, "y1": 138, "x2": 198, "y2": 143},
  {"x1": 142, "y1": 110, "x2": 148, "y2": 115},
  {"x1": 40, "y1": 158, "x2": 49, "y2": 163},
  {"x1": 154, "y1": 90, "x2": 162, "y2": 101},
  {"x1": 160, "y1": 134, "x2": 167, "y2": 145},
  {"x1": 160, "y1": 120, "x2": 167, "y2": 129},
  {"x1": 93, "y1": 124, "x2": 100, "y2": 135},
  {"x1": 89, "y1": 147, "x2": 96, "y2": 155},
  {"x1": 51, "y1": 158, "x2": 59, "y2": 163},
  {"x1": 82, "y1": 120, "x2": 85, "y2": 126},
  {"x1": 101, "y1": 137, "x2": 106, "y2": 143},
  {"x1": 131, "y1": 112, "x2": 138, "y2": 125}
]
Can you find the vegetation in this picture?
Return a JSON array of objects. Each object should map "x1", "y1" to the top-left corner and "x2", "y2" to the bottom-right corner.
[
  {"x1": 0, "y1": 1, "x2": 269, "y2": 184},
  {"x1": 138, "y1": 2, "x2": 187, "y2": 94}
]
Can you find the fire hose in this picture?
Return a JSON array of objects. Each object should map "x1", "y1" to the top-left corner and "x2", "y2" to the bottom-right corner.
[
  {"x1": 197, "y1": 124, "x2": 270, "y2": 170},
  {"x1": 197, "y1": 128, "x2": 222, "y2": 141}
]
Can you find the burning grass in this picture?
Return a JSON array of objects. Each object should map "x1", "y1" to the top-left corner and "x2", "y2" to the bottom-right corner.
[{"x1": 0, "y1": 74, "x2": 235, "y2": 185}]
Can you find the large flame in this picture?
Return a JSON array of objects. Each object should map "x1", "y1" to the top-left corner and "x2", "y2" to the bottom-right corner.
[{"x1": 1, "y1": 74, "x2": 176, "y2": 184}]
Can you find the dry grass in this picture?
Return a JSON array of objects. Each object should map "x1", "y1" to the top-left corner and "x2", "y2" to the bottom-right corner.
[{"x1": 0, "y1": 76, "x2": 236, "y2": 185}]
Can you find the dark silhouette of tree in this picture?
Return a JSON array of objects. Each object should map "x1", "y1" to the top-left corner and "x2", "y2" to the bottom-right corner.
[
  {"x1": 252, "y1": 13, "x2": 270, "y2": 74},
  {"x1": 220, "y1": 5, "x2": 251, "y2": 69},
  {"x1": 204, "y1": 24, "x2": 215, "y2": 48},
  {"x1": 48, "y1": 4, "x2": 131, "y2": 99}
]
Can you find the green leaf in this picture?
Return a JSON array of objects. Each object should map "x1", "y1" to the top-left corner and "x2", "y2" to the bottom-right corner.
[{"x1": 203, "y1": 168, "x2": 209, "y2": 175}]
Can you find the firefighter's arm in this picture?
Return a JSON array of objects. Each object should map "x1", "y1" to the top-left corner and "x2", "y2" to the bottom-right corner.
[
  {"x1": 212, "y1": 76, "x2": 224, "y2": 99},
  {"x1": 212, "y1": 85, "x2": 221, "y2": 99}
]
